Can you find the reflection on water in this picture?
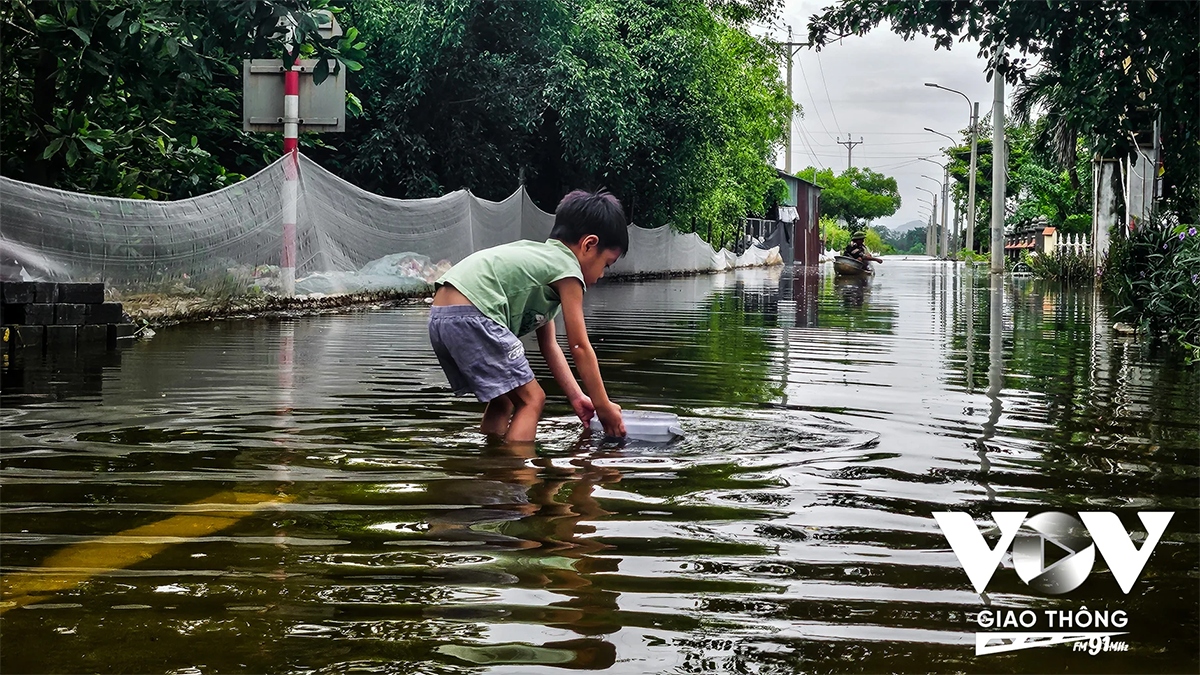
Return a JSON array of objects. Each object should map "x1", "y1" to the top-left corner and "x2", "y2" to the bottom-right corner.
[{"x1": 1, "y1": 260, "x2": 1197, "y2": 674}]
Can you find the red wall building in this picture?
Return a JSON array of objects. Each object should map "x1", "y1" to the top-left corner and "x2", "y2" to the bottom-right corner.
[{"x1": 776, "y1": 170, "x2": 822, "y2": 266}]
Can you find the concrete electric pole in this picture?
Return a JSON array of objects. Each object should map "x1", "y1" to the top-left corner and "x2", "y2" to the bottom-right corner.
[
  {"x1": 924, "y1": 83, "x2": 979, "y2": 253},
  {"x1": 916, "y1": 185, "x2": 938, "y2": 257},
  {"x1": 990, "y1": 71, "x2": 1006, "y2": 274},
  {"x1": 780, "y1": 27, "x2": 810, "y2": 175},
  {"x1": 837, "y1": 135, "x2": 864, "y2": 170}
]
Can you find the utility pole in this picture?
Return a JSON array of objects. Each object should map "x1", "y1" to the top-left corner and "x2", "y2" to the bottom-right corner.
[
  {"x1": 785, "y1": 27, "x2": 792, "y2": 174},
  {"x1": 837, "y1": 134, "x2": 864, "y2": 170},
  {"x1": 921, "y1": 174, "x2": 945, "y2": 257},
  {"x1": 940, "y1": 176, "x2": 949, "y2": 258},
  {"x1": 990, "y1": 71, "x2": 1006, "y2": 274},
  {"x1": 916, "y1": 186, "x2": 938, "y2": 257},
  {"x1": 933, "y1": 192, "x2": 939, "y2": 258},
  {"x1": 953, "y1": 200, "x2": 961, "y2": 253},
  {"x1": 780, "y1": 26, "x2": 810, "y2": 175},
  {"x1": 967, "y1": 102, "x2": 979, "y2": 253},
  {"x1": 927, "y1": 211, "x2": 935, "y2": 255},
  {"x1": 920, "y1": 153, "x2": 952, "y2": 258},
  {"x1": 280, "y1": 21, "x2": 300, "y2": 297},
  {"x1": 924, "y1": 84, "x2": 979, "y2": 253}
]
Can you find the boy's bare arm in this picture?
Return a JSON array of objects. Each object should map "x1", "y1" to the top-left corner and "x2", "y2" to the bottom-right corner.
[
  {"x1": 551, "y1": 279, "x2": 619, "y2": 420},
  {"x1": 535, "y1": 319, "x2": 584, "y2": 403}
]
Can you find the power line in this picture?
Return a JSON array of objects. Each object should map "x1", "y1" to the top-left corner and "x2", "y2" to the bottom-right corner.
[
  {"x1": 787, "y1": 130, "x2": 966, "y2": 136},
  {"x1": 792, "y1": 151, "x2": 945, "y2": 162},
  {"x1": 814, "y1": 50, "x2": 842, "y2": 132},
  {"x1": 872, "y1": 158, "x2": 931, "y2": 171},
  {"x1": 827, "y1": 131, "x2": 966, "y2": 136},
  {"x1": 778, "y1": 26, "x2": 815, "y2": 174},
  {"x1": 793, "y1": 50, "x2": 837, "y2": 142},
  {"x1": 847, "y1": 140, "x2": 952, "y2": 147},
  {"x1": 800, "y1": 124, "x2": 831, "y2": 171},
  {"x1": 793, "y1": 123, "x2": 825, "y2": 172},
  {"x1": 806, "y1": 151, "x2": 947, "y2": 157}
]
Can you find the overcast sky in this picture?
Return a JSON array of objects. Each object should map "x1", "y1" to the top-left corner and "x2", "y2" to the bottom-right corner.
[{"x1": 756, "y1": 0, "x2": 999, "y2": 231}]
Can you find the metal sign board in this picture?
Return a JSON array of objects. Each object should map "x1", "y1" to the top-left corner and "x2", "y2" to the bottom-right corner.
[
  {"x1": 315, "y1": 10, "x2": 343, "y2": 39},
  {"x1": 243, "y1": 59, "x2": 346, "y2": 133}
]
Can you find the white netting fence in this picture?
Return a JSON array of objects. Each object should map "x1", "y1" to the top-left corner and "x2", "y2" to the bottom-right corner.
[{"x1": 0, "y1": 153, "x2": 780, "y2": 298}]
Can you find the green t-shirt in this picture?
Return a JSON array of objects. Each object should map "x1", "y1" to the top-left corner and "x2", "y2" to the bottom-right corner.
[{"x1": 437, "y1": 239, "x2": 585, "y2": 336}]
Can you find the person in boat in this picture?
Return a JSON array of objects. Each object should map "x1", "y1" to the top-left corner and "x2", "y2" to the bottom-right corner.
[{"x1": 843, "y1": 231, "x2": 883, "y2": 266}]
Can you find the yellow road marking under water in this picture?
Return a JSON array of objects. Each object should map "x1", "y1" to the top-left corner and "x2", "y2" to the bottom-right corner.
[{"x1": 0, "y1": 490, "x2": 286, "y2": 614}]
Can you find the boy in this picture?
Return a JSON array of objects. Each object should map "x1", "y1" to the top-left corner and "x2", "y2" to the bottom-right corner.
[{"x1": 428, "y1": 189, "x2": 628, "y2": 442}]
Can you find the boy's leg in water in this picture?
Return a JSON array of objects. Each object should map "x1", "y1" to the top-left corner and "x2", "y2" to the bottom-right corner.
[
  {"x1": 504, "y1": 379, "x2": 546, "y2": 442},
  {"x1": 481, "y1": 396, "x2": 514, "y2": 437}
]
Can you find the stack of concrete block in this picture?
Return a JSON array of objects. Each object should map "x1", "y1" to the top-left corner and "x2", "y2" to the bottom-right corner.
[{"x1": 1, "y1": 281, "x2": 137, "y2": 354}]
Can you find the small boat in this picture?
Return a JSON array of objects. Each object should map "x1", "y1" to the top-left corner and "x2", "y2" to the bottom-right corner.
[
  {"x1": 833, "y1": 274, "x2": 870, "y2": 306},
  {"x1": 833, "y1": 255, "x2": 873, "y2": 277}
]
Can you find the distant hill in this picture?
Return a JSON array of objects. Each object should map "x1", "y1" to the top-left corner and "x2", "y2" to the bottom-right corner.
[{"x1": 890, "y1": 219, "x2": 926, "y2": 233}]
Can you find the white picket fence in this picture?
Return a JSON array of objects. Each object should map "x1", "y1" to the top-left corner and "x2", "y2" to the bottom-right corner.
[{"x1": 1056, "y1": 232, "x2": 1090, "y2": 256}]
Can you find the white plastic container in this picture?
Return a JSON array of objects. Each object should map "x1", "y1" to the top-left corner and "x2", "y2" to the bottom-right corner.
[{"x1": 590, "y1": 410, "x2": 684, "y2": 442}]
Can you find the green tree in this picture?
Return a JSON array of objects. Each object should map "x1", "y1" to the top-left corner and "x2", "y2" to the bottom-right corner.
[
  {"x1": 0, "y1": 0, "x2": 364, "y2": 198},
  {"x1": 1011, "y1": 70, "x2": 1084, "y2": 193},
  {"x1": 1007, "y1": 159, "x2": 1091, "y2": 234},
  {"x1": 316, "y1": 0, "x2": 563, "y2": 199},
  {"x1": 321, "y1": 0, "x2": 791, "y2": 243},
  {"x1": 2, "y1": 0, "x2": 790, "y2": 248},
  {"x1": 796, "y1": 166, "x2": 901, "y2": 230},
  {"x1": 940, "y1": 117, "x2": 1017, "y2": 248},
  {"x1": 863, "y1": 228, "x2": 894, "y2": 255},
  {"x1": 942, "y1": 117, "x2": 1091, "y2": 246},
  {"x1": 820, "y1": 214, "x2": 849, "y2": 252},
  {"x1": 806, "y1": 0, "x2": 1200, "y2": 221},
  {"x1": 875, "y1": 225, "x2": 924, "y2": 254}
]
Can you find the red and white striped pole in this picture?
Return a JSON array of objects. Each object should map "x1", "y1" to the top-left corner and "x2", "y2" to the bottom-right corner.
[{"x1": 280, "y1": 47, "x2": 300, "y2": 296}]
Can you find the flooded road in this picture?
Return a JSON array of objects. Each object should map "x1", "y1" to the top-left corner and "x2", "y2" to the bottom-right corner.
[{"x1": 2, "y1": 259, "x2": 1197, "y2": 674}]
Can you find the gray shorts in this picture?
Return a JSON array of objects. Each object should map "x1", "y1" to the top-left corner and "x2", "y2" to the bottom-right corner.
[{"x1": 428, "y1": 304, "x2": 535, "y2": 402}]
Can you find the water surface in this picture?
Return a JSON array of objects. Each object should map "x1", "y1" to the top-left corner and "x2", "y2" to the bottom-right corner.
[{"x1": 2, "y1": 260, "x2": 1197, "y2": 674}]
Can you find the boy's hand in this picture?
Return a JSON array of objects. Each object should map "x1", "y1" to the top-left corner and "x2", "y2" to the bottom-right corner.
[
  {"x1": 596, "y1": 402, "x2": 625, "y2": 437},
  {"x1": 570, "y1": 394, "x2": 595, "y2": 424}
]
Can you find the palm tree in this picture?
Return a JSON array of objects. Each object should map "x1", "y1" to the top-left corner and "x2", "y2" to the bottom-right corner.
[{"x1": 1011, "y1": 69, "x2": 1084, "y2": 194}]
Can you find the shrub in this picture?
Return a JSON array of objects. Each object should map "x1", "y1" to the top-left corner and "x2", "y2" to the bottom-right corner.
[
  {"x1": 864, "y1": 229, "x2": 895, "y2": 255},
  {"x1": 1023, "y1": 250, "x2": 1093, "y2": 283},
  {"x1": 821, "y1": 216, "x2": 849, "y2": 252},
  {"x1": 820, "y1": 218, "x2": 895, "y2": 255},
  {"x1": 1101, "y1": 218, "x2": 1200, "y2": 361}
]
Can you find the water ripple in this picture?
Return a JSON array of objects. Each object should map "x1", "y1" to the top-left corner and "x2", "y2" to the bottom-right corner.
[{"x1": 1, "y1": 264, "x2": 1196, "y2": 674}]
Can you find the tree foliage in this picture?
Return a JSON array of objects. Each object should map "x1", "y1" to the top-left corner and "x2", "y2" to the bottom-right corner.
[
  {"x1": 2, "y1": 0, "x2": 791, "y2": 242},
  {"x1": 874, "y1": 225, "x2": 925, "y2": 254},
  {"x1": 940, "y1": 117, "x2": 1092, "y2": 250},
  {"x1": 796, "y1": 166, "x2": 900, "y2": 229},
  {"x1": 321, "y1": 0, "x2": 792, "y2": 240},
  {"x1": 806, "y1": 0, "x2": 1200, "y2": 220},
  {"x1": 314, "y1": 0, "x2": 562, "y2": 199},
  {"x1": 820, "y1": 215, "x2": 849, "y2": 252},
  {"x1": 821, "y1": 215, "x2": 895, "y2": 255},
  {"x1": 0, "y1": 0, "x2": 364, "y2": 198}
]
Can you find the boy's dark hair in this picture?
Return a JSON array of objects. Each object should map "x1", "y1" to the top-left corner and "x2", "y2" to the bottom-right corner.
[{"x1": 550, "y1": 189, "x2": 628, "y2": 255}]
